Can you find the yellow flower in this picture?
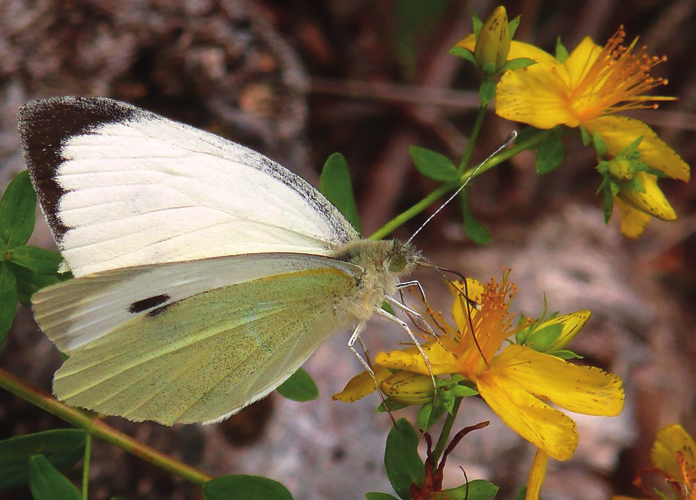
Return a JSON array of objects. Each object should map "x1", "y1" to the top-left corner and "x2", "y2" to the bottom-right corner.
[
  {"x1": 458, "y1": 27, "x2": 690, "y2": 237},
  {"x1": 651, "y1": 424, "x2": 696, "y2": 499},
  {"x1": 336, "y1": 273, "x2": 625, "y2": 464},
  {"x1": 615, "y1": 424, "x2": 696, "y2": 500}
]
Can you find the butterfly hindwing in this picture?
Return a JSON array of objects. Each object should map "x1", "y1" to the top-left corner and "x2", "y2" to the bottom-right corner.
[{"x1": 52, "y1": 263, "x2": 359, "y2": 425}]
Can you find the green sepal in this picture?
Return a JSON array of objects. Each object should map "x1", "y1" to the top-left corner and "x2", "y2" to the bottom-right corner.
[
  {"x1": 385, "y1": 419, "x2": 425, "y2": 499},
  {"x1": 417, "y1": 400, "x2": 447, "y2": 431},
  {"x1": 0, "y1": 429, "x2": 85, "y2": 491},
  {"x1": 508, "y1": 16, "x2": 521, "y2": 38},
  {"x1": 520, "y1": 322, "x2": 563, "y2": 352},
  {"x1": 500, "y1": 57, "x2": 536, "y2": 71},
  {"x1": 471, "y1": 12, "x2": 483, "y2": 37},
  {"x1": 459, "y1": 190, "x2": 491, "y2": 245},
  {"x1": 555, "y1": 37, "x2": 569, "y2": 63},
  {"x1": 276, "y1": 368, "x2": 319, "y2": 402},
  {"x1": 550, "y1": 349, "x2": 583, "y2": 360},
  {"x1": 592, "y1": 130, "x2": 608, "y2": 158},
  {"x1": 28, "y1": 455, "x2": 82, "y2": 500},
  {"x1": 202, "y1": 475, "x2": 294, "y2": 500},
  {"x1": 449, "y1": 46, "x2": 476, "y2": 64},
  {"x1": 0, "y1": 262, "x2": 17, "y2": 349},
  {"x1": 320, "y1": 153, "x2": 363, "y2": 235},
  {"x1": 0, "y1": 171, "x2": 36, "y2": 249},
  {"x1": 535, "y1": 133, "x2": 564, "y2": 174},
  {"x1": 409, "y1": 146, "x2": 459, "y2": 183}
]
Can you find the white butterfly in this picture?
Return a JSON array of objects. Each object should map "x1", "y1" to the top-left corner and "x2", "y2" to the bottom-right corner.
[{"x1": 18, "y1": 96, "x2": 423, "y2": 425}]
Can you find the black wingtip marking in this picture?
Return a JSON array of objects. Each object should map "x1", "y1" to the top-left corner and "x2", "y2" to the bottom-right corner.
[
  {"x1": 128, "y1": 294, "x2": 171, "y2": 314},
  {"x1": 17, "y1": 97, "x2": 139, "y2": 242}
]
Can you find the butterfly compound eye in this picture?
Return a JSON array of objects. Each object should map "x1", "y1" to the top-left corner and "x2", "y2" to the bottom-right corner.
[{"x1": 388, "y1": 253, "x2": 407, "y2": 273}]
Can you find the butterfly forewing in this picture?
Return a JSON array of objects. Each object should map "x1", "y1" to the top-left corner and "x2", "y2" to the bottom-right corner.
[{"x1": 18, "y1": 97, "x2": 359, "y2": 276}]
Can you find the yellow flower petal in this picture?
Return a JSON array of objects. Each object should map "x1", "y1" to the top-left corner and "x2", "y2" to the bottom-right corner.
[
  {"x1": 375, "y1": 343, "x2": 460, "y2": 376},
  {"x1": 496, "y1": 64, "x2": 577, "y2": 128},
  {"x1": 564, "y1": 37, "x2": 602, "y2": 87},
  {"x1": 615, "y1": 197, "x2": 652, "y2": 238},
  {"x1": 651, "y1": 424, "x2": 696, "y2": 482},
  {"x1": 492, "y1": 345, "x2": 625, "y2": 417},
  {"x1": 588, "y1": 116, "x2": 690, "y2": 181},
  {"x1": 526, "y1": 448, "x2": 549, "y2": 500},
  {"x1": 477, "y1": 363, "x2": 578, "y2": 460},
  {"x1": 618, "y1": 172, "x2": 677, "y2": 222},
  {"x1": 333, "y1": 365, "x2": 391, "y2": 402}
]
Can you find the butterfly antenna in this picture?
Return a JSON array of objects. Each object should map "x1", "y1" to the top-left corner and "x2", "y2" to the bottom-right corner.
[{"x1": 406, "y1": 131, "x2": 517, "y2": 245}]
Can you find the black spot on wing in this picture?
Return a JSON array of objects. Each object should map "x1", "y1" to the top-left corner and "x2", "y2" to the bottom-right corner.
[
  {"x1": 128, "y1": 293, "x2": 171, "y2": 314},
  {"x1": 16, "y1": 97, "x2": 139, "y2": 242}
]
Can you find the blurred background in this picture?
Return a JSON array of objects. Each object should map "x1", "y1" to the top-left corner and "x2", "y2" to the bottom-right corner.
[{"x1": 1, "y1": 0, "x2": 695, "y2": 498}]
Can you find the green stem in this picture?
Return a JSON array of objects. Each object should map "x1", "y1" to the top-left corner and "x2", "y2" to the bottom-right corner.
[
  {"x1": 367, "y1": 128, "x2": 554, "y2": 241},
  {"x1": 82, "y1": 434, "x2": 91, "y2": 500},
  {"x1": 0, "y1": 367, "x2": 214, "y2": 485},
  {"x1": 458, "y1": 105, "x2": 488, "y2": 172},
  {"x1": 431, "y1": 396, "x2": 463, "y2": 464}
]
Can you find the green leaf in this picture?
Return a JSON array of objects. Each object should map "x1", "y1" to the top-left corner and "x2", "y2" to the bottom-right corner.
[
  {"x1": 448, "y1": 46, "x2": 476, "y2": 64},
  {"x1": 513, "y1": 126, "x2": 544, "y2": 149},
  {"x1": 0, "y1": 171, "x2": 37, "y2": 248},
  {"x1": 276, "y1": 368, "x2": 318, "y2": 402},
  {"x1": 0, "y1": 429, "x2": 86, "y2": 490},
  {"x1": 384, "y1": 418, "x2": 424, "y2": 499},
  {"x1": 459, "y1": 190, "x2": 491, "y2": 245},
  {"x1": 28, "y1": 455, "x2": 82, "y2": 500},
  {"x1": 27, "y1": 456, "x2": 82, "y2": 500},
  {"x1": 13, "y1": 264, "x2": 69, "y2": 307},
  {"x1": 0, "y1": 262, "x2": 17, "y2": 349},
  {"x1": 319, "y1": 153, "x2": 363, "y2": 235},
  {"x1": 409, "y1": 146, "x2": 459, "y2": 183},
  {"x1": 366, "y1": 493, "x2": 400, "y2": 500},
  {"x1": 377, "y1": 399, "x2": 409, "y2": 413},
  {"x1": 478, "y1": 79, "x2": 497, "y2": 107},
  {"x1": 535, "y1": 133, "x2": 564, "y2": 174},
  {"x1": 7, "y1": 246, "x2": 62, "y2": 274},
  {"x1": 203, "y1": 475, "x2": 293, "y2": 500},
  {"x1": 442, "y1": 479, "x2": 499, "y2": 500}
]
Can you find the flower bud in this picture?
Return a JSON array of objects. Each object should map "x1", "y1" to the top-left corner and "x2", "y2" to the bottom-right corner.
[
  {"x1": 525, "y1": 311, "x2": 591, "y2": 352},
  {"x1": 381, "y1": 371, "x2": 435, "y2": 405},
  {"x1": 474, "y1": 6, "x2": 510, "y2": 74}
]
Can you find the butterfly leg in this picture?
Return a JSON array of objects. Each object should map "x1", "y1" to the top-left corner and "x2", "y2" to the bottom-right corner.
[{"x1": 375, "y1": 303, "x2": 437, "y2": 390}]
